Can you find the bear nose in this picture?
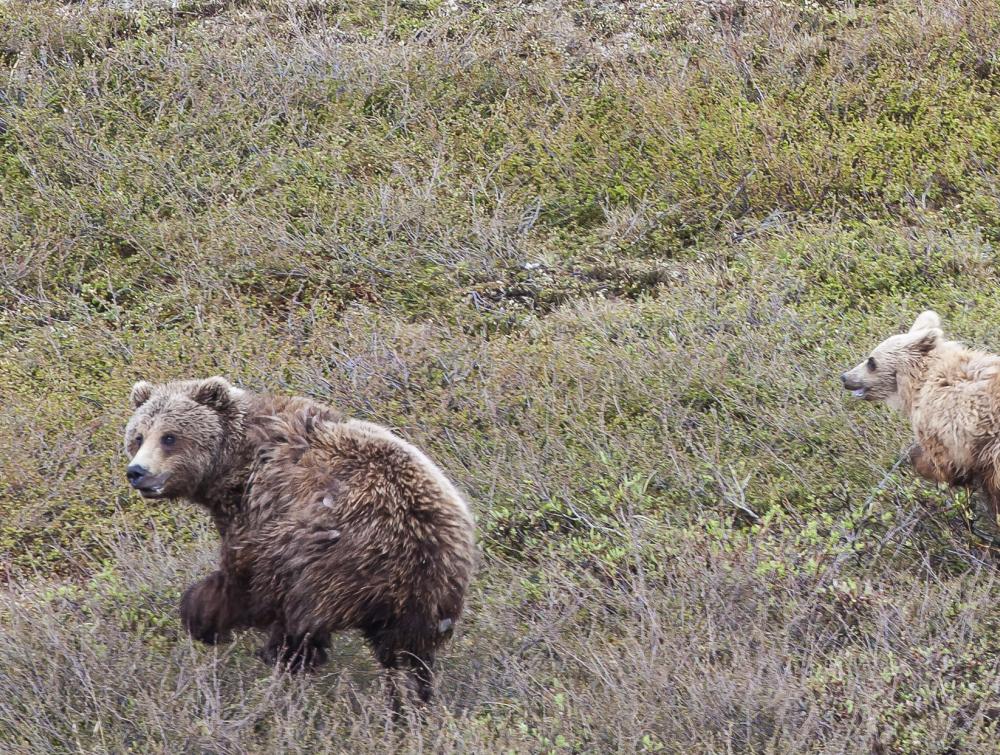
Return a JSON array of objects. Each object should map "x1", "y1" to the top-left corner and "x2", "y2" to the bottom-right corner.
[
  {"x1": 126, "y1": 464, "x2": 149, "y2": 487},
  {"x1": 840, "y1": 373, "x2": 848, "y2": 386}
]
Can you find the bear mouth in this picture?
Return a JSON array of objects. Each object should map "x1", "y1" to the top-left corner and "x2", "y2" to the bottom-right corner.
[
  {"x1": 133, "y1": 476, "x2": 168, "y2": 498},
  {"x1": 128, "y1": 468, "x2": 169, "y2": 498},
  {"x1": 841, "y1": 378, "x2": 868, "y2": 399}
]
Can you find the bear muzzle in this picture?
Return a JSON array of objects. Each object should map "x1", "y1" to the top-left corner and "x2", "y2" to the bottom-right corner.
[
  {"x1": 840, "y1": 373, "x2": 867, "y2": 398},
  {"x1": 126, "y1": 464, "x2": 168, "y2": 497}
]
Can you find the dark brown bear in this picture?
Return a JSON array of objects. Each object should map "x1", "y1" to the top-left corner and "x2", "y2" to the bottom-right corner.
[{"x1": 123, "y1": 377, "x2": 475, "y2": 705}]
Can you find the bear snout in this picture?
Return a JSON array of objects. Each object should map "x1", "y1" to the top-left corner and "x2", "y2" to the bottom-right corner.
[
  {"x1": 840, "y1": 372, "x2": 869, "y2": 398},
  {"x1": 126, "y1": 464, "x2": 164, "y2": 494},
  {"x1": 126, "y1": 464, "x2": 150, "y2": 486}
]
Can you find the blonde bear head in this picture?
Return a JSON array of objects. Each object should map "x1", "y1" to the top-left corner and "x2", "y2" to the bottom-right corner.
[{"x1": 841, "y1": 310, "x2": 943, "y2": 411}]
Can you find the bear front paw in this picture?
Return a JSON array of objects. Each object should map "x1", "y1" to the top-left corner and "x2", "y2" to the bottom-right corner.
[
  {"x1": 258, "y1": 633, "x2": 330, "y2": 672},
  {"x1": 180, "y1": 572, "x2": 238, "y2": 645}
]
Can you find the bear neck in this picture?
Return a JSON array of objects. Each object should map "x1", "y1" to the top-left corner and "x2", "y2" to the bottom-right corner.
[
  {"x1": 190, "y1": 402, "x2": 255, "y2": 529},
  {"x1": 895, "y1": 351, "x2": 934, "y2": 416}
]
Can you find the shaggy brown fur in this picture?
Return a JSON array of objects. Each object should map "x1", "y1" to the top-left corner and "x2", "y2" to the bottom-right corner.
[
  {"x1": 124, "y1": 377, "x2": 476, "y2": 705},
  {"x1": 842, "y1": 311, "x2": 1000, "y2": 523}
]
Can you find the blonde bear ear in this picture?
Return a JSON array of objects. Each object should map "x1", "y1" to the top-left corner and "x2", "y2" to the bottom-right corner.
[
  {"x1": 910, "y1": 327, "x2": 943, "y2": 354},
  {"x1": 130, "y1": 381, "x2": 155, "y2": 409},
  {"x1": 909, "y1": 310, "x2": 941, "y2": 333}
]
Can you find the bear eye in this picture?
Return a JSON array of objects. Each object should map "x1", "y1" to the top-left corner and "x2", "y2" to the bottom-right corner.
[
  {"x1": 134, "y1": 434, "x2": 144, "y2": 447},
  {"x1": 162, "y1": 434, "x2": 177, "y2": 447},
  {"x1": 867, "y1": 357, "x2": 877, "y2": 371}
]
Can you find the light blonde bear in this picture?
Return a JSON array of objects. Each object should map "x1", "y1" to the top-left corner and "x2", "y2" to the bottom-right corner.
[{"x1": 842, "y1": 310, "x2": 1000, "y2": 522}]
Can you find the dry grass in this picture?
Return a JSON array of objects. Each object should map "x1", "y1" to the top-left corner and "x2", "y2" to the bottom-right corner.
[
  {"x1": 3, "y1": 517, "x2": 999, "y2": 753},
  {"x1": 3, "y1": 0, "x2": 1000, "y2": 751}
]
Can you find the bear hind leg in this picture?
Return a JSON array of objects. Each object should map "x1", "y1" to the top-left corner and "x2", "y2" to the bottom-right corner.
[
  {"x1": 402, "y1": 649, "x2": 435, "y2": 705},
  {"x1": 975, "y1": 473, "x2": 1000, "y2": 538},
  {"x1": 366, "y1": 625, "x2": 437, "y2": 713}
]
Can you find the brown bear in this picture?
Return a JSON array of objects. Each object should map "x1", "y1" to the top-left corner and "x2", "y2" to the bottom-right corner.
[
  {"x1": 123, "y1": 376, "x2": 476, "y2": 706},
  {"x1": 841, "y1": 310, "x2": 1000, "y2": 523}
]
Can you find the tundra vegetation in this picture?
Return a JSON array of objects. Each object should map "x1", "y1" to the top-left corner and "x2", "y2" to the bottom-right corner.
[{"x1": 2, "y1": 0, "x2": 1000, "y2": 752}]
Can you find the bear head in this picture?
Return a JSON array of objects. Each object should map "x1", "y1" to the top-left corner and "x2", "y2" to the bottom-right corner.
[
  {"x1": 123, "y1": 376, "x2": 243, "y2": 499},
  {"x1": 841, "y1": 310, "x2": 943, "y2": 410}
]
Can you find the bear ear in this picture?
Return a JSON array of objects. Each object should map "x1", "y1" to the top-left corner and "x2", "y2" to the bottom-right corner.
[
  {"x1": 909, "y1": 310, "x2": 942, "y2": 333},
  {"x1": 193, "y1": 376, "x2": 235, "y2": 411},
  {"x1": 911, "y1": 327, "x2": 942, "y2": 354},
  {"x1": 130, "y1": 381, "x2": 155, "y2": 409}
]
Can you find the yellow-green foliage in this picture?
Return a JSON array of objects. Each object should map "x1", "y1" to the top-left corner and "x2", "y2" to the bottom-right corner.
[{"x1": 3, "y1": 0, "x2": 1000, "y2": 751}]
